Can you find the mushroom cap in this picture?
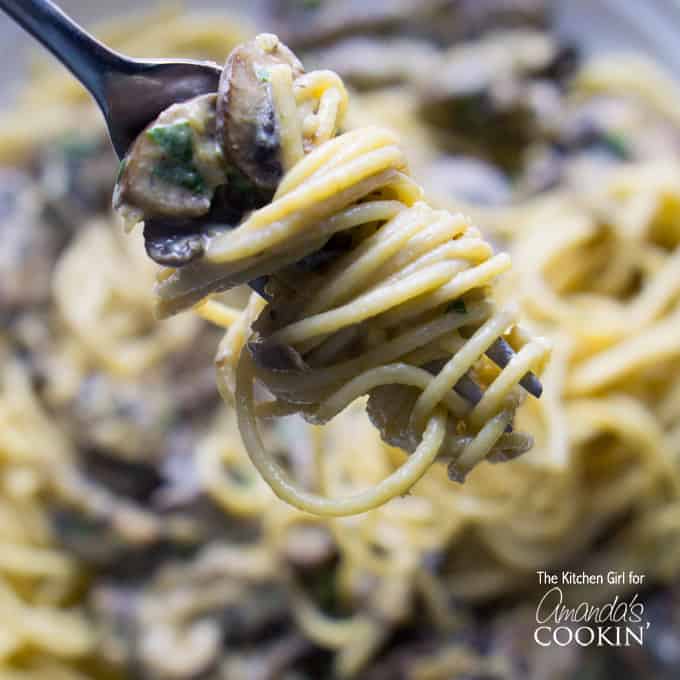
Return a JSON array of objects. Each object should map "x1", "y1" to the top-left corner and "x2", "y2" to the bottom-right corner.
[{"x1": 217, "y1": 34, "x2": 303, "y2": 192}]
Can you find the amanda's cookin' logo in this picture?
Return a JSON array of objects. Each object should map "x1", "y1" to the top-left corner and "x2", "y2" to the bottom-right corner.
[{"x1": 534, "y1": 571, "x2": 650, "y2": 648}]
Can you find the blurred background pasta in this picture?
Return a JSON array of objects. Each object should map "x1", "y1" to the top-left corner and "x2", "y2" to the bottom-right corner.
[{"x1": 2, "y1": 1, "x2": 680, "y2": 678}]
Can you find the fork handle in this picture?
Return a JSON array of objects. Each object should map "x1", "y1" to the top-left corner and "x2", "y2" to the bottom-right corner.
[{"x1": 0, "y1": 0, "x2": 125, "y2": 111}]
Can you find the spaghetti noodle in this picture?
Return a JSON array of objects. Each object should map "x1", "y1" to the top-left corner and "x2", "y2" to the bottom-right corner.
[{"x1": 116, "y1": 34, "x2": 550, "y2": 515}]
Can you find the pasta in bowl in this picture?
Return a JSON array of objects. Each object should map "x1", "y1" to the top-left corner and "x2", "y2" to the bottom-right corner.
[{"x1": 5, "y1": 3, "x2": 680, "y2": 678}]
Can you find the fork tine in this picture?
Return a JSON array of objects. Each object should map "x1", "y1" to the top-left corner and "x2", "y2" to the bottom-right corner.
[
  {"x1": 250, "y1": 277, "x2": 543, "y2": 401},
  {"x1": 454, "y1": 373, "x2": 483, "y2": 405},
  {"x1": 454, "y1": 373, "x2": 513, "y2": 432},
  {"x1": 485, "y1": 338, "x2": 543, "y2": 398}
]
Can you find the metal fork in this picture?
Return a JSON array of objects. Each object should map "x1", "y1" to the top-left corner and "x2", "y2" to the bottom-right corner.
[{"x1": 0, "y1": 0, "x2": 221, "y2": 158}]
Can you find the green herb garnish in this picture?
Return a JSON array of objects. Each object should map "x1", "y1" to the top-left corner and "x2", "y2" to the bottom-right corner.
[
  {"x1": 154, "y1": 163, "x2": 205, "y2": 193},
  {"x1": 599, "y1": 130, "x2": 630, "y2": 160},
  {"x1": 147, "y1": 122, "x2": 194, "y2": 162},
  {"x1": 255, "y1": 66, "x2": 271, "y2": 83},
  {"x1": 147, "y1": 122, "x2": 206, "y2": 193},
  {"x1": 447, "y1": 299, "x2": 467, "y2": 314}
]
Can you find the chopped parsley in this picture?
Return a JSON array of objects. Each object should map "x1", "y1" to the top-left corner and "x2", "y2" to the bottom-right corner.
[
  {"x1": 599, "y1": 130, "x2": 631, "y2": 160},
  {"x1": 154, "y1": 163, "x2": 205, "y2": 193},
  {"x1": 447, "y1": 299, "x2": 467, "y2": 314},
  {"x1": 255, "y1": 66, "x2": 271, "y2": 83},
  {"x1": 147, "y1": 122, "x2": 206, "y2": 193},
  {"x1": 147, "y1": 122, "x2": 193, "y2": 162}
]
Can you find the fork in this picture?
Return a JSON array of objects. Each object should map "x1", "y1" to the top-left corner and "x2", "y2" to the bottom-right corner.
[{"x1": 0, "y1": 0, "x2": 221, "y2": 158}]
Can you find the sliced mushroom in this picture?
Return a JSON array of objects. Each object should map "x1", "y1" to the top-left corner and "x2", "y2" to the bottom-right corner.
[
  {"x1": 268, "y1": 0, "x2": 424, "y2": 49},
  {"x1": 269, "y1": 0, "x2": 548, "y2": 50},
  {"x1": 114, "y1": 93, "x2": 226, "y2": 225},
  {"x1": 218, "y1": 34, "x2": 303, "y2": 192},
  {"x1": 366, "y1": 382, "x2": 421, "y2": 455},
  {"x1": 418, "y1": 31, "x2": 562, "y2": 170},
  {"x1": 143, "y1": 218, "x2": 206, "y2": 266},
  {"x1": 59, "y1": 373, "x2": 173, "y2": 463}
]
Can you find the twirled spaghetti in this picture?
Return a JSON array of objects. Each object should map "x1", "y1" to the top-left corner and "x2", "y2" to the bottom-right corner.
[{"x1": 117, "y1": 34, "x2": 550, "y2": 515}]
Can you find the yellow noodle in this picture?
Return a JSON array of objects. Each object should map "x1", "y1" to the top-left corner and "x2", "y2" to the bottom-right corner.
[{"x1": 150, "y1": 43, "x2": 549, "y2": 515}]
